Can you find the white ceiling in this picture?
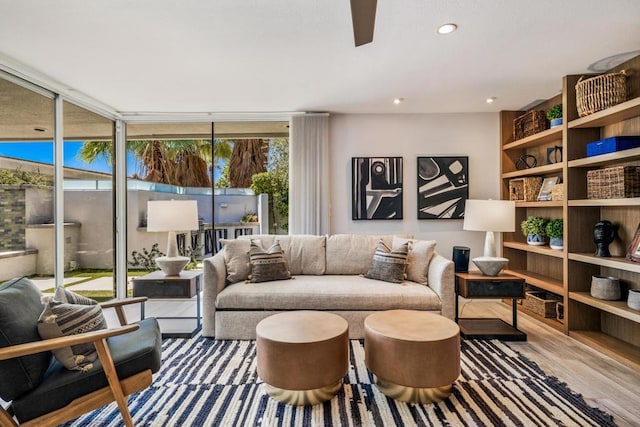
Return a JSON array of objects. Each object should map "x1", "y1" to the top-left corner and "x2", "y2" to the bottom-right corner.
[{"x1": 0, "y1": 0, "x2": 639, "y2": 115}]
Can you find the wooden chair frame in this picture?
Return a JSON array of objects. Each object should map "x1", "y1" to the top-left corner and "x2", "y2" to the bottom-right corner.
[{"x1": 0, "y1": 297, "x2": 153, "y2": 427}]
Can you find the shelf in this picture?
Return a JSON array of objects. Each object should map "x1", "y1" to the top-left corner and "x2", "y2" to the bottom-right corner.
[
  {"x1": 568, "y1": 253, "x2": 640, "y2": 273},
  {"x1": 502, "y1": 163, "x2": 563, "y2": 179},
  {"x1": 503, "y1": 127, "x2": 563, "y2": 151},
  {"x1": 503, "y1": 241, "x2": 565, "y2": 258},
  {"x1": 569, "y1": 198, "x2": 640, "y2": 207},
  {"x1": 568, "y1": 147, "x2": 640, "y2": 168},
  {"x1": 515, "y1": 201, "x2": 563, "y2": 208},
  {"x1": 568, "y1": 97, "x2": 640, "y2": 129},
  {"x1": 569, "y1": 331, "x2": 640, "y2": 371},
  {"x1": 504, "y1": 269, "x2": 564, "y2": 295},
  {"x1": 515, "y1": 304, "x2": 564, "y2": 332},
  {"x1": 569, "y1": 292, "x2": 640, "y2": 323}
]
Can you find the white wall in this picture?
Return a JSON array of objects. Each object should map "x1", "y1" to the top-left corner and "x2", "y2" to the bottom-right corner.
[{"x1": 329, "y1": 113, "x2": 500, "y2": 261}]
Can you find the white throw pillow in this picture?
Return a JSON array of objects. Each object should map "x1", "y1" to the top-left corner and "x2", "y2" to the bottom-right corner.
[
  {"x1": 221, "y1": 239, "x2": 262, "y2": 283},
  {"x1": 392, "y1": 236, "x2": 436, "y2": 285}
]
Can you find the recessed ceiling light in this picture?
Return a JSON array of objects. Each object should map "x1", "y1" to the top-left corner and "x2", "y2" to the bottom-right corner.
[
  {"x1": 33, "y1": 127, "x2": 47, "y2": 132},
  {"x1": 393, "y1": 98, "x2": 404, "y2": 105},
  {"x1": 485, "y1": 97, "x2": 497, "y2": 104},
  {"x1": 437, "y1": 23, "x2": 458, "y2": 35}
]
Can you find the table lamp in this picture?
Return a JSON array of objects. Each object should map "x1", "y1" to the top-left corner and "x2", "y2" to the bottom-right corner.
[
  {"x1": 147, "y1": 200, "x2": 199, "y2": 276},
  {"x1": 463, "y1": 199, "x2": 515, "y2": 275}
]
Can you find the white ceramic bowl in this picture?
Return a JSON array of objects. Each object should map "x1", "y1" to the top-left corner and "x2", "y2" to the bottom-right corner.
[{"x1": 472, "y1": 257, "x2": 509, "y2": 276}]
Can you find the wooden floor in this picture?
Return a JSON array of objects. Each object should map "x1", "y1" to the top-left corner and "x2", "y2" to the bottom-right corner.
[{"x1": 461, "y1": 300, "x2": 640, "y2": 427}]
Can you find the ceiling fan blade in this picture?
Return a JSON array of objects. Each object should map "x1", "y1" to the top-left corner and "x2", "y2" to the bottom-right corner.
[{"x1": 350, "y1": 0, "x2": 377, "y2": 47}]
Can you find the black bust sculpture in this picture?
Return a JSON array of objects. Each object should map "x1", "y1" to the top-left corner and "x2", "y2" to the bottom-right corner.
[{"x1": 593, "y1": 220, "x2": 616, "y2": 257}]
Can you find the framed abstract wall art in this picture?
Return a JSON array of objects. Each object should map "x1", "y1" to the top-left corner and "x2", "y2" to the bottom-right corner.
[
  {"x1": 352, "y1": 157, "x2": 403, "y2": 220},
  {"x1": 417, "y1": 156, "x2": 468, "y2": 219}
]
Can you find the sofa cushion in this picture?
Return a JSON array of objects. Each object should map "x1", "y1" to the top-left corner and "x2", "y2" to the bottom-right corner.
[
  {"x1": 393, "y1": 236, "x2": 437, "y2": 285},
  {"x1": 0, "y1": 277, "x2": 51, "y2": 401},
  {"x1": 221, "y1": 238, "x2": 262, "y2": 283},
  {"x1": 364, "y1": 240, "x2": 408, "y2": 283},
  {"x1": 325, "y1": 234, "x2": 411, "y2": 275},
  {"x1": 248, "y1": 240, "x2": 292, "y2": 283},
  {"x1": 241, "y1": 235, "x2": 326, "y2": 275},
  {"x1": 216, "y1": 275, "x2": 441, "y2": 311}
]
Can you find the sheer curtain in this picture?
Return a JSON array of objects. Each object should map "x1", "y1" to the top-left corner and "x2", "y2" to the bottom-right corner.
[{"x1": 289, "y1": 114, "x2": 330, "y2": 235}]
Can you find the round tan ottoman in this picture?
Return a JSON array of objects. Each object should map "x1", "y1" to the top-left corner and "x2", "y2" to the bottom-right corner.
[
  {"x1": 364, "y1": 310, "x2": 460, "y2": 403},
  {"x1": 256, "y1": 311, "x2": 349, "y2": 405}
]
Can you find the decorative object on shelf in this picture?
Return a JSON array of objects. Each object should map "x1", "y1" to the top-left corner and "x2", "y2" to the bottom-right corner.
[
  {"x1": 452, "y1": 246, "x2": 470, "y2": 272},
  {"x1": 513, "y1": 110, "x2": 547, "y2": 141},
  {"x1": 515, "y1": 154, "x2": 537, "y2": 170},
  {"x1": 576, "y1": 70, "x2": 627, "y2": 117},
  {"x1": 551, "y1": 183, "x2": 564, "y2": 201},
  {"x1": 593, "y1": 220, "x2": 616, "y2": 257},
  {"x1": 508, "y1": 177, "x2": 542, "y2": 201},
  {"x1": 590, "y1": 275, "x2": 621, "y2": 301},
  {"x1": 625, "y1": 223, "x2": 640, "y2": 262},
  {"x1": 586, "y1": 136, "x2": 640, "y2": 157},
  {"x1": 416, "y1": 156, "x2": 468, "y2": 219},
  {"x1": 546, "y1": 104, "x2": 563, "y2": 128},
  {"x1": 521, "y1": 216, "x2": 547, "y2": 246},
  {"x1": 546, "y1": 145, "x2": 562, "y2": 164},
  {"x1": 146, "y1": 199, "x2": 199, "y2": 276},
  {"x1": 537, "y1": 177, "x2": 559, "y2": 201},
  {"x1": 463, "y1": 199, "x2": 515, "y2": 276},
  {"x1": 546, "y1": 218, "x2": 563, "y2": 250},
  {"x1": 523, "y1": 290, "x2": 561, "y2": 318},
  {"x1": 628, "y1": 289, "x2": 640, "y2": 311},
  {"x1": 352, "y1": 157, "x2": 403, "y2": 220},
  {"x1": 587, "y1": 166, "x2": 640, "y2": 199}
]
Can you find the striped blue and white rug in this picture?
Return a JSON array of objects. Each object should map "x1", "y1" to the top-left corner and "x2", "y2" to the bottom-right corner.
[{"x1": 67, "y1": 338, "x2": 614, "y2": 426}]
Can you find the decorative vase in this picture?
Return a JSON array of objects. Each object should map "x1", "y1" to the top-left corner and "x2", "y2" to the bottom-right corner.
[
  {"x1": 628, "y1": 289, "x2": 640, "y2": 311},
  {"x1": 527, "y1": 233, "x2": 546, "y2": 246},
  {"x1": 550, "y1": 118, "x2": 563, "y2": 128},
  {"x1": 590, "y1": 276, "x2": 621, "y2": 300},
  {"x1": 593, "y1": 220, "x2": 616, "y2": 257},
  {"x1": 549, "y1": 237, "x2": 563, "y2": 250}
]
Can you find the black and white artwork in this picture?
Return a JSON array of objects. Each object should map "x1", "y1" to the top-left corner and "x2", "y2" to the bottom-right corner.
[
  {"x1": 417, "y1": 156, "x2": 468, "y2": 219},
  {"x1": 352, "y1": 157, "x2": 403, "y2": 220}
]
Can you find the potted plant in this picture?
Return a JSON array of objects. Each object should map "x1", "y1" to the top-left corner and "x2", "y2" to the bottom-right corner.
[
  {"x1": 546, "y1": 218, "x2": 563, "y2": 250},
  {"x1": 521, "y1": 216, "x2": 547, "y2": 246},
  {"x1": 546, "y1": 104, "x2": 563, "y2": 128}
]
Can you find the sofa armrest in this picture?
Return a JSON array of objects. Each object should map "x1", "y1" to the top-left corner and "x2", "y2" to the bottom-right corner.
[
  {"x1": 427, "y1": 252, "x2": 455, "y2": 320},
  {"x1": 202, "y1": 252, "x2": 227, "y2": 337}
]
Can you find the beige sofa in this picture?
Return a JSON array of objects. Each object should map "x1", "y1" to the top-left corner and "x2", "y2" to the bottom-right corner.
[{"x1": 202, "y1": 234, "x2": 455, "y2": 339}]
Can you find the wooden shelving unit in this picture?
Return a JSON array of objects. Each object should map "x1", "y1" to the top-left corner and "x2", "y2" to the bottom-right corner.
[{"x1": 499, "y1": 54, "x2": 640, "y2": 369}]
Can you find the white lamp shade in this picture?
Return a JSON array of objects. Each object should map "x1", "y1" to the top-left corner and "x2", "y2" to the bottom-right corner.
[
  {"x1": 147, "y1": 200, "x2": 199, "y2": 232},
  {"x1": 463, "y1": 199, "x2": 515, "y2": 232}
]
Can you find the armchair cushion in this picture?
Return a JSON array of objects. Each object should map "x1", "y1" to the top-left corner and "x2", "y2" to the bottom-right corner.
[
  {"x1": 0, "y1": 277, "x2": 51, "y2": 401},
  {"x1": 11, "y1": 317, "x2": 162, "y2": 423}
]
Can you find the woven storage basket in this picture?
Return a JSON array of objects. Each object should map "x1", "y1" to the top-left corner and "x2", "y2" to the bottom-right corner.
[
  {"x1": 509, "y1": 177, "x2": 543, "y2": 201},
  {"x1": 587, "y1": 166, "x2": 640, "y2": 199},
  {"x1": 551, "y1": 183, "x2": 564, "y2": 201},
  {"x1": 576, "y1": 70, "x2": 627, "y2": 117},
  {"x1": 513, "y1": 110, "x2": 547, "y2": 141},
  {"x1": 523, "y1": 291, "x2": 561, "y2": 318}
]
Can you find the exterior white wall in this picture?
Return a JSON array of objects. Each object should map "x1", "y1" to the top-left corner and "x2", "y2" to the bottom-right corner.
[
  {"x1": 329, "y1": 113, "x2": 500, "y2": 261},
  {"x1": 0, "y1": 252, "x2": 36, "y2": 281},
  {"x1": 25, "y1": 223, "x2": 80, "y2": 274}
]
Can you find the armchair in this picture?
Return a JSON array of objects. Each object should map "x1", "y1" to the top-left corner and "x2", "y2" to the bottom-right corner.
[{"x1": 0, "y1": 277, "x2": 162, "y2": 427}]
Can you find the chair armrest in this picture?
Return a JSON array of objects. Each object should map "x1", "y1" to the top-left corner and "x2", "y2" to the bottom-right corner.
[
  {"x1": 0, "y1": 324, "x2": 139, "y2": 361},
  {"x1": 427, "y1": 252, "x2": 455, "y2": 320},
  {"x1": 100, "y1": 297, "x2": 148, "y2": 309},
  {"x1": 202, "y1": 252, "x2": 227, "y2": 337}
]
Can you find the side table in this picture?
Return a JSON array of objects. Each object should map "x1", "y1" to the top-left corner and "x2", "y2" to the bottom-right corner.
[
  {"x1": 455, "y1": 272, "x2": 526, "y2": 341},
  {"x1": 131, "y1": 270, "x2": 202, "y2": 338}
]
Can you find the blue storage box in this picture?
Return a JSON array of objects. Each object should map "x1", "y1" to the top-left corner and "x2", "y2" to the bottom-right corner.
[{"x1": 586, "y1": 136, "x2": 640, "y2": 157}]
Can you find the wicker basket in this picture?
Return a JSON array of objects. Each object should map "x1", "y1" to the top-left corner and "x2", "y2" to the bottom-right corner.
[
  {"x1": 551, "y1": 183, "x2": 564, "y2": 201},
  {"x1": 587, "y1": 166, "x2": 640, "y2": 199},
  {"x1": 576, "y1": 70, "x2": 627, "y2": 117},
  {"x1": 513, "y1": 110, "x2": 547, "y2": 141},
  {"x1": 523, "y1": 291, "x2": 561, "y2": 318},
  {"x1": 556, "y1": 302, "x2": 564, "y2": 324},
  {"x1": 509, "y1": 177, "x2": 543, "y2": 201}
]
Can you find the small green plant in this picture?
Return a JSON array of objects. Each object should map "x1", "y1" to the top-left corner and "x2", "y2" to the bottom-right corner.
[
  {"x1": 546, "y1": 104, "x2": 562, "y2": 121},
  {"x1": 241, "y1": 212, "x2": 259, "y2": 223},
  {"x1": 545, "y1": 218, "x2": 563, "y2": 239},
  {"x1": 521, "y1": 216, "x2": 547, "y2": 237},
  {"x1": 129, "y1": 244, "x2": 165, "y2": 271}
]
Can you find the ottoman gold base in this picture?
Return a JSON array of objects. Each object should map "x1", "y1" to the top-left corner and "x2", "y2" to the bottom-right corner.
[
  {"x1": 263, "y1": 380, "x2": 343, "y2": 406},
  {"x1": 376, "y1": 378, "x2": 452, "y2": 404}
]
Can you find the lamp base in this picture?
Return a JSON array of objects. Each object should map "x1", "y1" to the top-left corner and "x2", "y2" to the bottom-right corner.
[{"x1": 155, "y1": 256, "x2": 190, "y2": 276}]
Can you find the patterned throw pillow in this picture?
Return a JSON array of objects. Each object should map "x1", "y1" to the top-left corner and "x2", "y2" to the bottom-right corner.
[
  {"x1": 364, "y1": 240, "x2": 409, "y2": 284},
  {"x1": 54, "y1": 287, "x2": 98, "y2": 305},
  {"x1": 248, "y1": 239, "x2": 292, "y2": 283},
  {"x1": 37, "y1": 297, "x2": 107, "y2": 372}
]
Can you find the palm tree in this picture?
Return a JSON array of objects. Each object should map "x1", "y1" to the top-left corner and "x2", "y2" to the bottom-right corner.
[{"x1": 228, "y1": 139, "x2": 268, "y2": 188}]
